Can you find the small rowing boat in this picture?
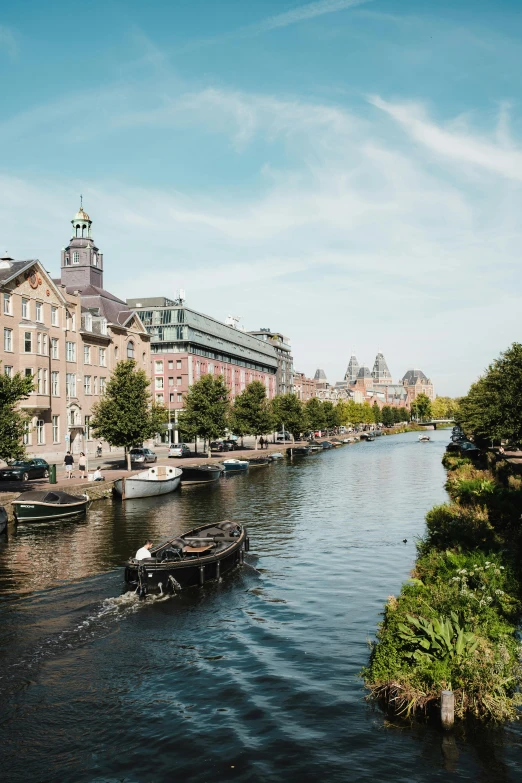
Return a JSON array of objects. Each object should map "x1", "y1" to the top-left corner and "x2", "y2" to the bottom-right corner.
[
  {"x1": 248, "y1": 457, "x2": 270, "y2": 468},
  {"x1": 124, "y1": 520, "x2": 248, "y2": 595},
  {"x1": 113, "y1": 465, "x2": 182, "y2": 500},
  {"x1": 222, "y1": 459, "x2": 249, "y2": 472},
  {"x1": 179, "y1": 464, "x2": 223, "y2": 485}
]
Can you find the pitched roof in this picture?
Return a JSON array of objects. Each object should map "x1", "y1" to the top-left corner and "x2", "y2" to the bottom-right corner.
[
  {"x1": 0, "y1": 259, "x2": 37, "y2": 285},
  {"x1": 314, "y1": 368, "x2": 327, "y2": 380},
  {"x1": 402, "y1": 369, "x2": 429, "y2": 385},
  {"x1": 344, "y1": 354, "x2": 359, "y2": 382}
]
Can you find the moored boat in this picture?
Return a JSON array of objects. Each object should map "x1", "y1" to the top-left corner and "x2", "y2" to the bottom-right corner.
[
  {"x1": 113, "y1": 465, "x2": 182, "y2": 500},
  {"x1": 321, "y1": 441, "x2": 333, "y2": 450},
  {"x1": 248, "y1": 457, "x2": 270, "y2": 468},
  {"x1": 179, "y1": 464, "x2": 223, "y2": 485},
  {"x1": 365, "y1": 435, "x2": 375, "y2": 442},
  {"x1": 308, "y1": 443, "x2": 322, "y2": 453},
  {"x1": 0, "y1": 506, "x2": 7, "y2": 534},
  {"x1": 330, "y1": 439, "x2": 343, "y2": 447},
  {"x1": 222, "y1": 459, "x2": 249, "y2": 472},
  {"x1": 124, "y1": 520, "x2": 248, "y2": 595},
  {"x1": 286, "y1": 446, "x2": 310, "y2": 456},
  {"x1": 12, "y1": 490, "x2": 89, "y2": 522},
  {"x1": 268, "y1": 452, "x2": 284, "y2": 460}
]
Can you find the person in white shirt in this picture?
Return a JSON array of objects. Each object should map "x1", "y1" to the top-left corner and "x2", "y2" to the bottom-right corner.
[
  {"x1": 135, "y1": 540, "x2": 153, "y2": 560},
  {"x1": 93, "y1": 467, "x2": 104, "y2": 481}
]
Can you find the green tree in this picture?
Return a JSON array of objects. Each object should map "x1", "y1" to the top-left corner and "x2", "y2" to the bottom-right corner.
[
  {"x1": 90, "y1": 360, "x2": 168, "y2": 469},
  {"x1": 322, "y1": 400, "x2": 340, "y2": 432},
  {"x1": 458, "y1": 343, "x2": 522, "y2": 445},
  {"x1": 229, "y1": 381, "x2": 274, "y2": 449},
  {"x1": 361, "y1": 401, "x2": 374, "y2": 426},
  {"x1": 431, "y1": 396, "x2": 460, "y2": 420},
  {"x1": 372, "y1": 401, "x2": 381, "y2": 425},
  {"x1": 271, "y1": 394, "x2": 305, "y2": 440},
  {"x1": 0, "y1": 365, "x2": 34, "y2": 462},
  {"x1": 381, "y1": 406, "x2": 395, "y2": 428},
  {"x1": 411, "y1": 393, "x2": 432, "y2": 422},
  {"x1": 178, "y1": 374, "x2": 230, "y2": 457},
  {"x1": 305, "y1": 397, "x2": 326, "y2": 432}
]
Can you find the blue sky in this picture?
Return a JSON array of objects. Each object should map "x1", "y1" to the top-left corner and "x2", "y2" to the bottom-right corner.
[{"x1": 2, "y1": 0, "x2": 522, "y2": 395}]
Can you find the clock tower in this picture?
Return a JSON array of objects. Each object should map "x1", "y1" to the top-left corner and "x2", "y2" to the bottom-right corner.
[{"x1": 60, "y1": 202, "x2": 104, "y2": 291}]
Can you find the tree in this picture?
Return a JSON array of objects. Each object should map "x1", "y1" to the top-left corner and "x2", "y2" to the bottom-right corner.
[
  {"x1": 458, "y1": 343, "x2": 522, "y2": 445},
  {"x1": 410, "y1": 393, "x2": 432, "y2": 422},
  {"x1": 372, "y1": 401, "x2": 381, "y2": 425},
  {"x1": 431, "y1": 396, "x2": 460, "y2": 420},
  {"x1": 305, "y1": 397, "x2": 326, "y2": 432},
  {"x1": 381, "y1": 405, "x2": 395, "y2": 428},
  {"x1": 322, "y1": 401, "x2": 340, "y2": 432},
  {"x1": 271, "y1": 394, "x2": 306, "y2": 440},
  {"x1": 90, "y1": 360, "x2": 168, "y2": 469},
  {"x1": 229, "y1": 381, "x2": 274, "y2": 449},
  {"x1": 0, "y1": 366, "x2": 34, "y2": 462},
  {"x1": 178, "y1": 374, "x2": 230, "y2": 457},
  {"x1": 361, "y1": 401, "x2": 374, "y2": 426}
]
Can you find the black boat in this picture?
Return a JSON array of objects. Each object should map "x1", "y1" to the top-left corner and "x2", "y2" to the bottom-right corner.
[
  {"x1": 286, "y1": 446, "x2": 310, "y2": 456},
  {"x1": 365, "y1": 436, "x2": 375, "y2": 442},
  {"x1": 180, "y1": 464, "x2": 223, "y2": 485},
  {"x1": 11, "y1": 490, "x2": 89, "y2": 522},
  {"x1": 248, "y1": 457, "x2": 270, "y2": 468},
  {"x1": 0, "y1": 506, "x2": 7, "y2": 534},
  {"x1": 124, "y1": 520, "x2": 248, "y2": 595}
]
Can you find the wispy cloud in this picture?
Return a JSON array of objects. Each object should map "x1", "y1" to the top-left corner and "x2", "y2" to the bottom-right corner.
[
  {"x1": 245, "y1": 0, "x2": 371, "y2": 35},
  {"x1": 370, "y1": 95, "x2": 522, "y2": 182},
  {"x1": 0, "y1": 24, "x2": 18, "y2": 59}
]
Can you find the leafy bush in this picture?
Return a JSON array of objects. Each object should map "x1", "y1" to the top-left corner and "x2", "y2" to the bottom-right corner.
[{"x1": 425, "y1": 503, "x2": 498, "y2": 551}]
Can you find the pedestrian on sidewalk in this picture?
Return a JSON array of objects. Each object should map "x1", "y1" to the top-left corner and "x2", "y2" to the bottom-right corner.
[
  {"x1": 259, "y1": 436, "x2": 264, "y2": 450},
  {"x1": 78, "y1": 452, "x2": 87, "y2": 479},
  {"x1": 64, "y1": 451, "x2": 74, "y2": 479}
]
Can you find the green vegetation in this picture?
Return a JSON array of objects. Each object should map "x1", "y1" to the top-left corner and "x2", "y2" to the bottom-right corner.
[
  {"x1": 178, "y1": 374, "x2": 230, "y2": 456},
  {"x1": 0, "y1": 364, "x2": 34, "y2": 462},
  {"x1": 91, "y1": 360, "x2": 167, "y2": 469},
  {"x1": 270, "y1": 393, "x2": 306, "y2": 439},
  {"x1": 365, "y1": 345, "x2": 522, "y2": 722},
  {"x1": 432, "y1": 396, "x2": 460, "y2": 420},
  {"x1": 229, "y1": 381, "x2": 274, "y2": 449},
  {"x1": 410, "y1": 392, "x2": 433, "y2": 422},
  {"x1": 458, "y1": 342, "x2": 522, "y2": 446}
]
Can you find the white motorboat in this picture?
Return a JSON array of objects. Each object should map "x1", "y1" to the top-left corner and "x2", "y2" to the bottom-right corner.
[
  {"x1": 268, "y1": 452, "x2": 284, "y2": 460},
  {"x1": 222, "y1": 459, "x2": 249, "y2": 473},
  {"x1": 113, "y1": 465, "x2": 182, "y2": 499},
  {"x1": 418, "y1": 434, "x2": 431, "y2": 442}
]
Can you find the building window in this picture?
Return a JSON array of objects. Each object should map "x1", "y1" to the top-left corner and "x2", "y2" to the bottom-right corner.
[
  {"x1": 169, "y1": 393, "x2": 174, "y2": 402},
  {"x1": 71, "y1": 313, "x2": 76, "y2": 331},
  {"x1": 168, "y1": 377, "x2": 174, "y2": 386},
  {"x1": 84, "y1": 375, "x2": 91, "y2": 394},
  {"x1": 156, "y1": 393, "x2": 164, "y2": 404},
  {"x1": 66, "y1": 341, "x2": 76, "y2": 362},
  {"x1": 85, "y1": 415, "x2": 91, "y2": 440},
  {"x1": 37, "y1": 369, "x2": 43, "y2": 394},
  {"x1": 22, "y1": 298, "x2": 29, "y2": 319},
  {"x1": 66, "y1": 373, "x2": 76, "y2": 398},
  {"x1": 155, "y1": 377, "x2": 164, "y2": 390},
  {"x1": 177, "y1": 360, "x2": 182, "y2": 369},
  {"x1": 52, "y1": 371, "x2": 59, "y2": 396},
  {"x1": 127, "y1": 341, "x2": 135, "y2": 359},
  {"x1": 99, "y1": 347, "x2": 106, "y2": 366},
  {"x1": 65, "y1": 255, "x2": 70, "y2": 266},
  {"x1": 99, "y1": 377, "x2": 106, "y2": 394},
  {"x1": 23, "y1": 421, "x2": 31, "y2": 446},
  {"x1": 93, "y1": 376, "x2": 98, "y2": 395},
  {"x1": 84, "y1": 313, "x2": 92, "y2": 331},
  {"x1": 36, "y1": 419, "x2": 45, "y2": 445},
  {"x1": 24, "y1": 331, "x2": 32, "y2": 352},
  {"x1": 168, "y1": 360, "x2": 174, "y2": 370},
  {"x1": 35, "y1": 302, "x2": 43, "y2": 322},
  {"x1": 37, "y1": 333, "x2": 42, "y2": 355},
  {"x1": 84, "y1": 345, "x2": 91, "y2": 364},
  {"x1": 114, "y1": 346, "x2": 118, "y2": 360},
  {"x1": 4, "y1": 328, "x2": 13, "y2": 352},
  {"x1": 176, "y1": 376, "x2": 182, "y2": 385},
  {"x1": 52, "y1": 415, "x2": 59, "y2": 443},
  {"x1": 43, "y1": 368, "x2": 48, "y2": 394},
  {"x1": 51, "y1": 306, "x2": 59, "y2": 326},
  {"x1": 51, "y1": 337, "x2": 59, "y2": 359},
  {"x1": 100, "y1": 319, "x2": 107, "y2": 336},
  {"x1": 93, "y1": 254, "x2": 97, "y2": 267},
  {"x1": 25, "y1": 368, "x2": 33, "y2": 379},
  {"x1": 73, "y1": 252, "x2": 80, "y2": 264},
  {"x1": 3, "y1": 293, "x2": 12, "y2": 315},
  {"x1": 155, "y1": 360, "x2": 163, "y2": 373},
  {"x1": 42, "y1": 334, "x2": 48, "y2": 355},
  {"x1": 177, "y1": 393, "x2": 183, "y2": 402},
  {"x1": 4, "y1": 366, "x2": 13, "y2": 377}
]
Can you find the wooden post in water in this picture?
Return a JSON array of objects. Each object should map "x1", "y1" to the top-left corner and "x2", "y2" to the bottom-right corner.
[{"x1": 441, "y1": 690, "x2": 455, "y2": 730}]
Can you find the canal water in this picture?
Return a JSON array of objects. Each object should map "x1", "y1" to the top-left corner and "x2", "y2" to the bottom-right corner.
[{"x1": 1, "y1": 430, "x2": 521, "y2": 782}]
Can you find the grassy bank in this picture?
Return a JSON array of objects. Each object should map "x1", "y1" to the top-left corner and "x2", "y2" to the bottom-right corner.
[{"x1": 363, "y1": 452, "x2": 522, "y2": 722}]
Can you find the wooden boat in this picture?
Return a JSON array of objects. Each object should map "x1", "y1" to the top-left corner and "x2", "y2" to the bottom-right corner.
[
  {"x1": 248, "y1": 457, "x2": 270, "y2": 468},
  {"x1": 0, "y1": 506, "x2": 7, "y2": 534},
  {"x1": 222, "y1": 459, "x2": 249, "y2": 472},
  {"x1": 124, "y1": 520, "x2": 248, "y2": 596},
  {"x1": 418, "y1": 434, "x2": 431, "y2": 442},
  {"x1": 268, "y1": 452, "x2": 284, "y2": 460},
  {"x1": 286, "y1": 446, "x2": 310, "y2": 456},
  {"x1": 113, "y1": 465, "x2": 182, "y2": 500},
  {"x1": 180, "y1": 464, "x2": 223, "y2": 485},
  {"x1": 12, "y1": 490, "x2": 89, "y2": 522}
]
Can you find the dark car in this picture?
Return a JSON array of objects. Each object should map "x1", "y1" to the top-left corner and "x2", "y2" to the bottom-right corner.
[
  {"x1": 130, "y1": 448, "x2": 157, "y2": 464},
  {"x1": 0, "y1": 459, "x2": 50, "y2": 481},
  {"x1": 223, "y1": 440, "x2": 241, "y2": 451}
]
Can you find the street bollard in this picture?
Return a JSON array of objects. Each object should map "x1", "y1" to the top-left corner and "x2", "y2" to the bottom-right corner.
[{"x1": 49, "y1": 464, "x2": 57, "y2": 484}]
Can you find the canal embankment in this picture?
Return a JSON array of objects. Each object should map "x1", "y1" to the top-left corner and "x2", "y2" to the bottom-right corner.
[{"x1": 364, "y1": 448, "x2": 522, "y2": 722}]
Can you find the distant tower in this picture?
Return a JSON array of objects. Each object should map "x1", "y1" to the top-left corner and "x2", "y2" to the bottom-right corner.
[
  {"x1": 61, "y1": 202, "x2": 104, "y2": 291},
  {"x1": 372, "y1": 352, "x2": 392, "y2": 384},
  {"x1": 344, "y1": 354, "x2": 359, "y2": 382}
]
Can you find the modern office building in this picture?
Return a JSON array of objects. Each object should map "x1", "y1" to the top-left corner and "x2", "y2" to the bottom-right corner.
[
  {"x1": 127, "y1": 298, "x2": 279, "y2": 423},
  {"x1": 248, "y1": 329, "x2": 294, "y2": 395}
]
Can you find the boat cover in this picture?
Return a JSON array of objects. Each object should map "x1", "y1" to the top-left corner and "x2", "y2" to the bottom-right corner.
[{"x1": 14, "y1": 491, "x2": 85, "y2": 505}]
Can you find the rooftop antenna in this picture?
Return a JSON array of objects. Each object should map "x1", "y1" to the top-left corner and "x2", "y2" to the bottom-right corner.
[{"x1": 80, "y1": 194, "x2": 83, "y2": 209}]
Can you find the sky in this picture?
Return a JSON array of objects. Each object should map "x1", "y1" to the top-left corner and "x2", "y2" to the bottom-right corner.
[{"x1": 2, "y1": 0, "x2": 522, "y2": 396}]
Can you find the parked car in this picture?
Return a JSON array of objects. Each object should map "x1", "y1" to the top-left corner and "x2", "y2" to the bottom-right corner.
[
  {"x1": 276, "y1": 432, "x2": 293, "y2": 442},
  {"x1": 223, "y1": 440, "x2": 241, "y2": 451},
  {"x1": 0, "y1": 459, "x2": 50, "y2": 481},
  {"x1": 210, "y1": 441, "x2": 225, "y2": 451},
  {"x1": 130, "y1": 448, "x2": 157, "y2": 464},
  {"x1": 168, "y1": 443, "x2": 191, "y2": 458}
]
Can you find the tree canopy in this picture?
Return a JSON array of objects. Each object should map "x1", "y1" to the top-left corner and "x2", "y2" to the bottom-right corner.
[
  {"x1": 410, "y1": 393, "x2": 432, "y2": 422},
  {"x1": 305, "y1": 397, "x2": 326, "y2": 432},
  {"x1": 0, "y1": 366, "x2": 34, "y2": 462},
  {"x1": 271, "y1": 394, "x2": 305, "y2": 439},
  {"x1": 90, "y1": 360, "x2": 167, "y2": 469},
  {"x1": 178, "y1": 374, "x2": 230, "y2": 456},
  {"x1": 229, "y1": 381, "x2": 273, "y2": 448}
]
